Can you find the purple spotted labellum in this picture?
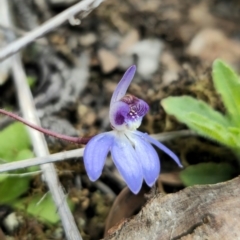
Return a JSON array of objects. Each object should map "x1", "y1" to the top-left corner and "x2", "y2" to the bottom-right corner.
[{"x1": 84, "y1": 66, "x2": 182, "y2": 194}]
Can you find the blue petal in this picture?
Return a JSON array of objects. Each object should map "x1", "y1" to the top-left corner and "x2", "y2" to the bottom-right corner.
[
  {"x1": 134, "y1": 131, "x2": 183, "y2": 167},
  {"x1": 109, "y1": 101, "x2": 129, "y2": 130},
  {"x1": 111, "y1": 134, "x2": 143, "y2": 194},
  {"x1": 128, "y1": 132, "x2": 160, "y2": 187},
  {"x1": 110, "y1": 65, "x2": 136, "y2": 105},
  {"x1": 83, "y1": 132, "x2": 114, "y2": 181}
]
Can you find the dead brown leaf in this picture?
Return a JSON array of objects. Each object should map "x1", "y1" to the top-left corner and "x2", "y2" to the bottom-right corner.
[{"x1": 104, "y1": 185, "x2": 150, "y2": 237}]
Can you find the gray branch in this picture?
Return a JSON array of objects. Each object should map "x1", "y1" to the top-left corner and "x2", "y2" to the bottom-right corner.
[
  {"x1": 12, "y1": 53, "x2": 83, "y2": 240},
  {"x1": 0, "y1": 148, "x2": 84, "y2": 173},
  {"x1": 0, "y1": 0, "x2": 104, "y2": 61}
]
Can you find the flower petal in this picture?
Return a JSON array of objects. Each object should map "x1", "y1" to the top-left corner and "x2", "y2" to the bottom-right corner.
[
  {"x1": 128, "y1": 132, "x2": 160, "y2": 187},
  {"x1": 134, "y1": 131, "x2": 183, "y2": 167},
  {"x1": 110, "y1": 65, "x2": 136, "y2": 105},
  {"x1": 83, "y1": 132, "x2": 114, "y2": 181},
  {"x1": 111, "y1": 133, "x2": 143, "y2": 194},
  {"x1": 109, "y1": 101, "x2": 130, "y2": 130}
]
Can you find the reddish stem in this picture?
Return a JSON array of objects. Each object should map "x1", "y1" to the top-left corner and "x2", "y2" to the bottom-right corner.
[{"x1": 0, "y1": 109, "x2": 91, "y2": 144}]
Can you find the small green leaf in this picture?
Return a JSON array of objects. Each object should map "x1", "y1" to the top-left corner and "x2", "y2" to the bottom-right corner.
[
  {"x1": 212, "y1": 59, "x2": 240, "y2": 126},
  {"x1": 15, "y1": 149, "x2": 38, "y2": 172},
  {"x1": 162, "y1": 96, "x2": 230, "y2": 127},
  {"x1": 0, "y1": 123, "x2": 31, "y2": 161},
  {"x1": 14, "y1": 194, "x2": 74, "y2": 224},
  {"x1": 0, "y1": 176, "x2": 30, "y2": 203},
  {"x1": 27, "y1": 76, "x2": 36, "y2": 88},
  {"x1": 228, "y1": 127, "x2": 240, "y2": 135},
  {"x1": 0, "y1": 174, "x2": 8, "y2": 182},
  {"x1": 0, "y1": 145, "x2": 34, "y2": 203},
  {"x1": 188, "y1": 113, "x2": 238, "y2": 147},
  {"x1": 180, "y1": 162, "x2": 235, "y2": 186},
  {"x1": 161, "y1": 96, "x2": 237, "y2": 148},
  {"x1": 15, "y1": 149, "x2": 35, "y2": 161}
]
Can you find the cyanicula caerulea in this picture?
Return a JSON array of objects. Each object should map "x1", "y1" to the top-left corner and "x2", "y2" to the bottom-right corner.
[
  {"x1": 0, "y1": 65, "x2": 182, "y2": 194},
  {"x1": 84, "y1": 66, "x2": 182, "y2": 194}
]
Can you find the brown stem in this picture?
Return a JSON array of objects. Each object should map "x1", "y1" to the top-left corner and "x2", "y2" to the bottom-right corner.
[{"x1": 0, "y1": 109, "x2": 91, "y2": 144}]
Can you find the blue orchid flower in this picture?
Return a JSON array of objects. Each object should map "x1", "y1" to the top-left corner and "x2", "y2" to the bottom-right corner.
[{"x1": 83, "y1": 66, "x2": 182, "y2": 194}]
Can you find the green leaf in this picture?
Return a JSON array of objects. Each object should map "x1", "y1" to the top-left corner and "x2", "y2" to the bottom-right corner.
[
  {"x1": 162, "y1": 96, "x2": 230, "y2": 127},
  {"x1": 212, "y1": 59, "x2": 240, "y2": 126},
  {"x1": 0, "y1": 174, "x2": 8, "y2": 182},
  {"x1": 161, "y1": 96, "x2": 237, "y2": 148},
  {"x1": 228, "y1": 127, "x2": 240, "y2": 135},
  {"x1": 27, "y1": 76, "x2": 36, "y2": 88},
  {"x1": 180, "y1": 162, "x2": 235, "y2": 186},
  {"x1": 0, "y1": 123, "x2": 31, "y2": 161},
  {"x1": 15, "y1": 149, "x2": 34, "y2": 161},
  {"x1": 188, "y1": 113, "x2": 238, "y2": 147},
  {"x1": 14, "y1": 194, "x2": 74, "y2": 224},
  {"x1": 15, "y1": 149, "x2": 38, "y2": 172},
  {"x1": 0, "y1": 176, "x2": 30, "y2": 203},
  {"x1": 0, "y1": 147, "x2": 34, "y2": 203}
]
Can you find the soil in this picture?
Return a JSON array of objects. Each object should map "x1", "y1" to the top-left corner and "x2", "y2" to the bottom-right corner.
[{"x1": 0, "y1": 0, "x2": 240, "y2": 239}]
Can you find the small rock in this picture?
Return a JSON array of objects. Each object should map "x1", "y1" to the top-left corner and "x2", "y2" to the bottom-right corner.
[
  {"x1": 161, "y1": 51, "x2": 181, "y2": 85},
  {"x1": 187, "y1": 28, "x2": 240, "y2": 65},
  {"x1": 129, "y1": 39, "x2": 164, "y2": 79},
  {"x1": 117, "y1": 29, "x2": 140, "y2": 54},
  {"x1": 79, "y1": 33, "x2": 97, "y2": 47},
  {"x1": 117, "y1": 30, "x2": 139, "y2": 69},
  {"x1": 3, "y1": 212, "x2": 22, "y2": 233},
  {"x1": 77, "y1": 105, "x2": 96, "y2": 126},
  {"x1": 118, "y1": 54, "x2": 134, "y2": 70},
  {"x1": 101, "y1": 29, "x2": 121, "y2": 49},
  {"x1": 98, "y1": 49, "x2": 119, "y2": 73},
  {"x1": 78, "y1": 104, "x2": 88, "y2": 117}
]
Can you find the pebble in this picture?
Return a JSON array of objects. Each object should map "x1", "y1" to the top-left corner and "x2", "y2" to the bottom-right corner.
[
  {"x1": 117, "y1": 29, "x2": 140, "y2": 54},
  {"x1": 98, "y1": 48, "x2": 119, "y2": 73},
  {"x1": 129, "y1": 39, "x2": 164, "y2": 79},
  {"x1": 187, "y1": 28, "x2": 240, "y2": 65},
  {"x1": 79, "y1": 33, "x2": 97, "y2": 47}
]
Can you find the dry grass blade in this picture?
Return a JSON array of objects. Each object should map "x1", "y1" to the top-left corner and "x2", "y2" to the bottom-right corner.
[
  {"x1": 12, "y1": 53, "x2": 83, "y2": 240},
  {"x1": 0, "y1": 148, "x2": 84, "y2": 173},
  {"x1": 0, "y1": 0, "x2": 104, "y2": 61}
]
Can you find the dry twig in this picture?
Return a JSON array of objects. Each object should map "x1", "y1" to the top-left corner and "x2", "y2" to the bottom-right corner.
[
  {"x1": 12, "y1": 53, "x2": 83, "y2": 240},
  {"x1": 0, "y1": 0, "x2": 104, "y2": 61},
  {"x1": 0, "y1": 148, "x2": 84, "y2": 173}
]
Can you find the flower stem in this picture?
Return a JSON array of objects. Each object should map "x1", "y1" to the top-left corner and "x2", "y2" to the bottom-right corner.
[{"x1": 0, "y1": 109, "x2": 91, "y2": 144}]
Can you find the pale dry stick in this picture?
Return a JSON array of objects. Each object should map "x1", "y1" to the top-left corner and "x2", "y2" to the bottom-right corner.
[
  {"x1": 11, "y1": 54, "x2": 83, "y2": 240},
  {"x1": 0, "y1": 0, "x2": 103, "y2": 61},
  {"x1": 0, "y1": 148, "x2": 84, "y2": 173},
  {"x1": 0, "y1": 24, "x2": 48, "y2": 46},
  {"x1": 151, "y1": 130, "x2": 196, "y2": 142},
  {"x1": 0, "y1": 24, "x2": 26, "y2": 37},
  {"x1": 1, "y1": 171, "x2": 42, "y2": 177}
]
